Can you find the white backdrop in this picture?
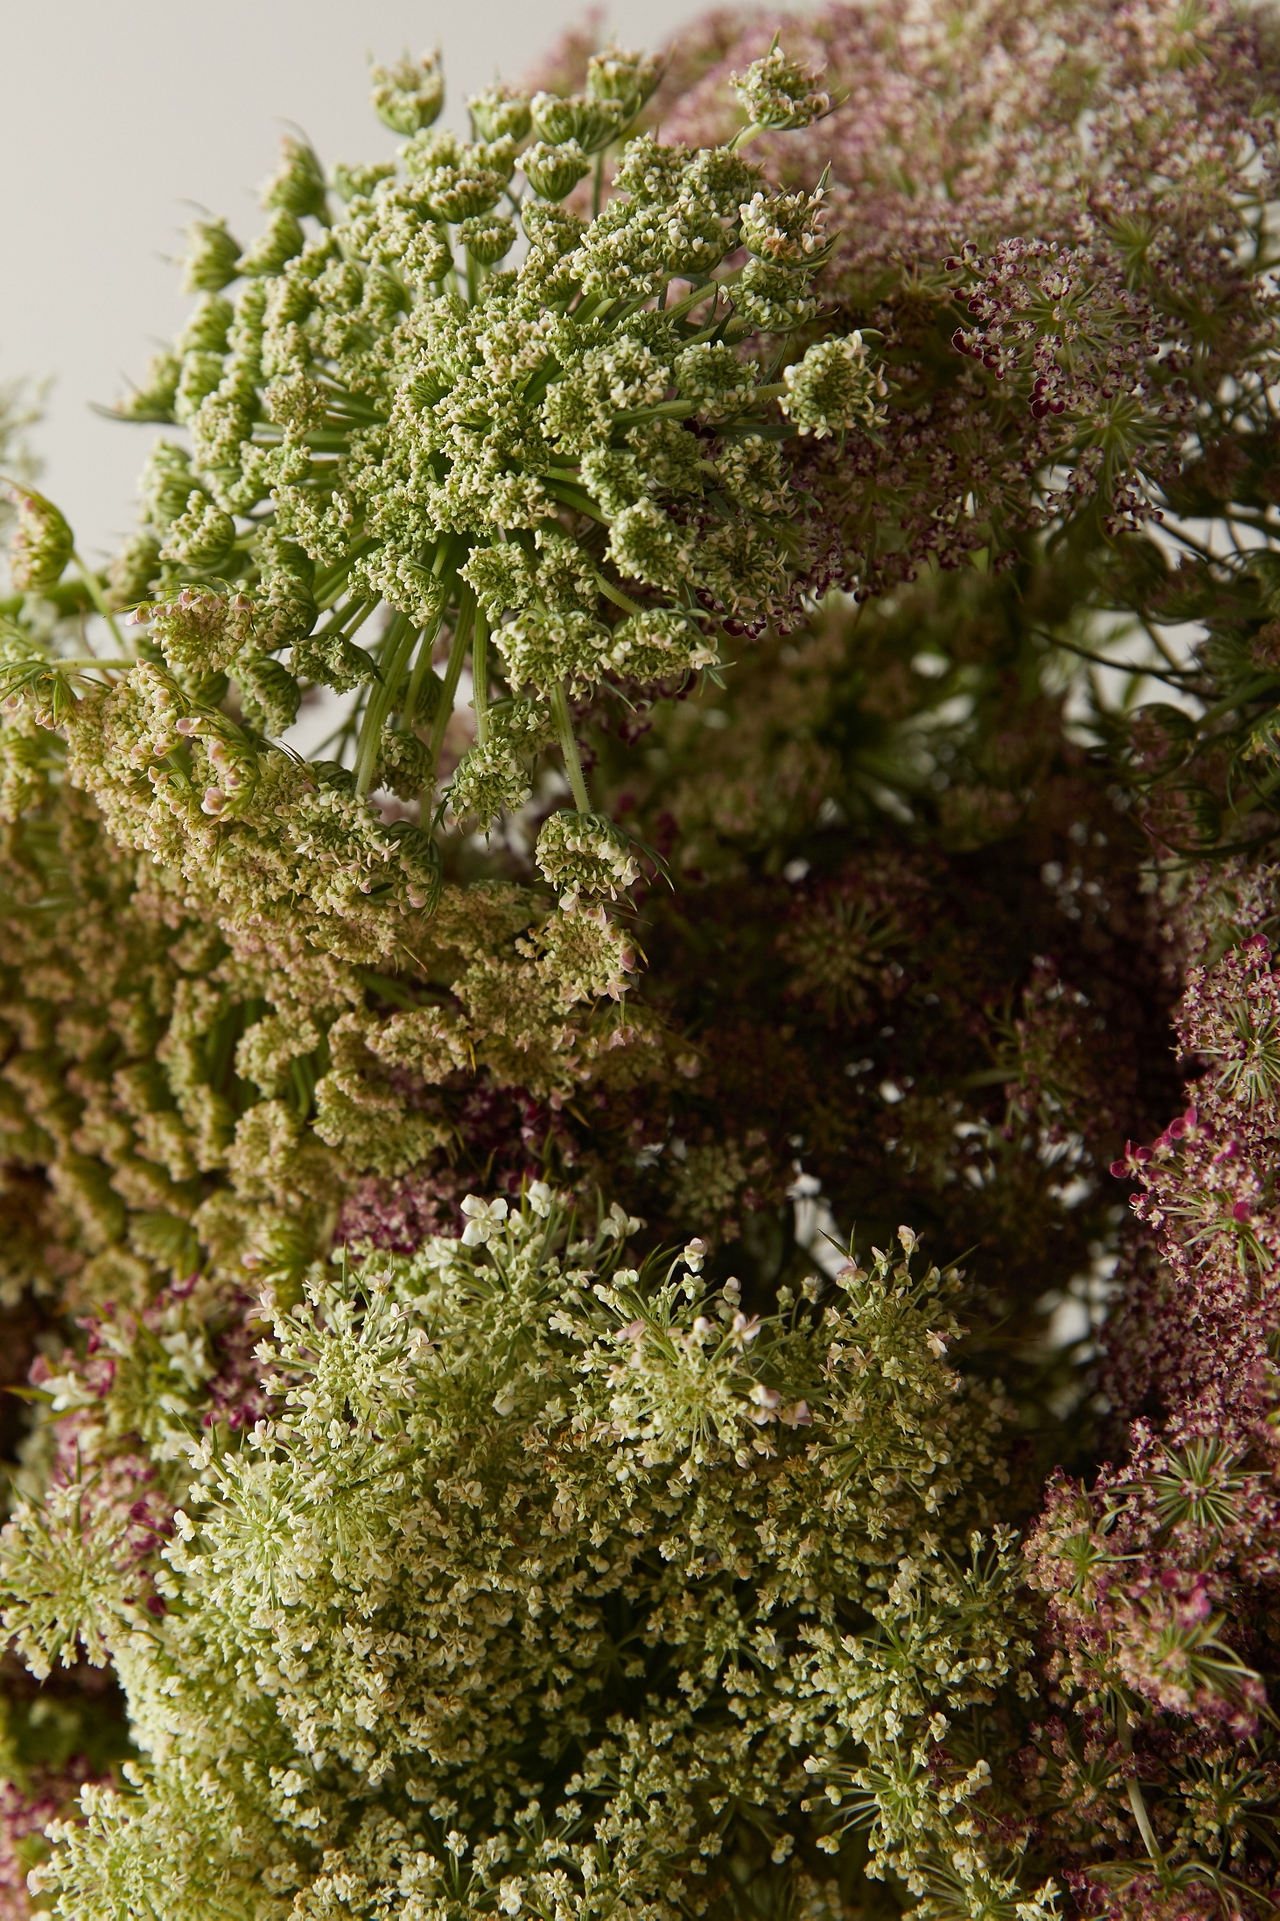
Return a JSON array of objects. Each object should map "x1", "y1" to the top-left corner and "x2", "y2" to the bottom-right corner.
[{"x1": 0, "y1": 0, "x2": 725, "y2": 560}]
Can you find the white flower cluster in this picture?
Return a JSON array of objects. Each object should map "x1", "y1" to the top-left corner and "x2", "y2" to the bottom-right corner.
[
  {"x1": 780, "y1": 333, "x2": 888, "y2": 438},
  {"x1": 731, "y1": 44, "x2": 832, "y2": 135},
  {"x1": 535, "y1": 808, "x2": 641, "y2": 906}
]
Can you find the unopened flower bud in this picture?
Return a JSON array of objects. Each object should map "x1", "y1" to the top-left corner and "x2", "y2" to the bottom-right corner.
[
  {"x1": 5, "y1": 484, "x2": 73, "y2": 593},
  {"x1": 731, "y1": 43, "x2": 829, "y2": 133},
  {"x1": 181, "y1": 216, "x2": 242, "y2": 294},
  {"x1": 522, "y1": 140, "x2": 592, "y2": 202},
  {"x1": 370, "y1": 51, "x2": 445, "y2": 136}
]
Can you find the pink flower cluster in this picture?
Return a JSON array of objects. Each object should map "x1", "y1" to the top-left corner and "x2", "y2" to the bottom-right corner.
[
  {"x1": 658, "y1": 0, "x2": 1277, "y2": 591},
  {"x1": 1024, "y1": 914, "x2": 1280, "y2": 1899}
]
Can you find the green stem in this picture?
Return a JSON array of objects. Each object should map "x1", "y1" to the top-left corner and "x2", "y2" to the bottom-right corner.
[
  {"x1": 313, "y1": 537, "x2": 374, "y2": 609},
  {"x1": 472, "y1": 608, "x2": 490, "y2": 748},
  {"x1": 354, "y1": 612, "x2": 417, "y2": 797},
  {"x1": 594, "y1": 573, "x2": 645, "y2": 617},
  {"x1": 403, "y1": 545, "x2": 460, "y2": 733},
  {"x1": 1116, "y1": 1701, "x2": 1164, "y2": 1872},
  {"x1": 72, "y1": 555, "x2": 126, "y2": 652},
  {"x1": 43, "y1": 657, "x2": 136, "y2": 669},
  {"x1": 593, "y1": 149, "x2": 606, "y2": 219},
  {"x1": 311, "y1": 597, "x2": 377, "y2": 645},
  {"x1": 542, "y1": 479, "x2": 610, "y2": 523},
  {"x1": 424, "y1": 590, "x2": 476, "y2": 797},
  {"x1": 402, "y1": 606, "x2": 446, "y2": 733},
  {"x1": 550, "y1": 679, "x2": 591, "y2": 814}
]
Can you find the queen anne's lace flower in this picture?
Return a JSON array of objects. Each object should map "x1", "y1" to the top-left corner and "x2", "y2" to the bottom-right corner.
[
  {"x1": 779, "y1": 333, "x2": 886, "y2": 438},
  {"x1": 535, "y1": 808, "x2": 641, "y2": 904}
]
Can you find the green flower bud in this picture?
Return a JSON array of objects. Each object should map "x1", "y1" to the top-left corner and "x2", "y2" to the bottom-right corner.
[
  {"x1": 254, "y1": 536, "x2": 317, "y2": 647},
  {"x1": 115, "y1": 350, "x2": 181, "y2": 423},
  {"x1": 733, "y1": 258, "x2": 820, "y2": 332},
  {"x1": 612, "y1": 133, "x2": 688, "y2": 205},
  {"x1": 173, "y1": 351, "x2": 226, "y2": 426},
  {"x1": 330, "y1": 159, "x2": 395, "y2": 204},
  {"x1": 5, "y1": 484, "x2": 73, "y2": 593},
  {"x1": 450, "y1": 692, "x2": 555, "y2": 830},
  {"x1": 105, "y1": 530, "x2": 162, "y2": 609},
  {"x1": 685, "y1": 146, "x2": 760, "y2": 217},
  {"x1": 520, "y1": 201, "x2": 586, "y2": 257},
  {"x1": 159, "y1": 491, "x2": 236, "y2": 570},
  {"x1": 150, "y1": 586, "x2": 254, "y2": 674},
  {"x1": 448, "y1": 737, "x2": 533, "y2": 831},
  {"x1": 460, "y1": 542, "x2": 535, "y2": 616},
  {"x1": 468, "y1": 86, "x2": 531, "y2": 143},
  {"x1": 731, "y1": 44, "x2": 830, "y2": 132},
  {"x1": 607, "y1": 500, "x2": 695, "y2": 594},
  {"x1": 522, "y1": 140, "x2": 592, "y2": 202},
  {"x1": 181, "y1": 216, "x2": 242, "y2": 293},
  {"x1": 530, "y1": 92, "x2": 626, "y2": 155},
  {"x1": 459, "y1": 214, "x2": 517, "y2": 266},
  {"x1": 740, "y1": 188, "x2": 830, "y2": 270},
  {"x1": 375, "y1": 725, "x2": 433, "y2": 799},
  {"x1": 779, "y1": 333, "x2": 886, "y2": 438},
  {"x1": 237, "y1": 655, "x2": 302, "y2": 736},
  {"x1": 536, "y1": 809, "x2": 640, "y2": 904},
  {"x1": 176, "y1": 294, "x2": 234, "y2": 356},
  {"x1": 418, "y1": 161, "x2": 507, "y2": 222},
  {"x1": 237, "y1": 209, "x2": 305, "y2": 277},
  {"x1": 344, "y1": 181, "x2": 452, "y2": 287},
  {"x1": 383, "y1": 817, "x2": 443, "y2": 912},
  {"x1": 260, "y1": 135, "x2": 329, "y2": 220},
  {"x1": 140, "y1": 442, "x2": 199, "y2": 530},
  {"x1": 235, "y1": 1010, "x2": 321, "y2": 1097},
  {"x1": 291, "y1": 630, "x2": 377, "y2": 693},
  {"x1": 585, "y1": 46, "x2": 662, "y2": 118},
  {"x1": 400, "y1": 126, "x2": 458, "y2": 172},
  {"x1": 578, "y1": 448, "x2": 645, "y2": 518},
  {"x1": 230, "y1": 276, "x2": 270, "y2": 348},
  {"x1": 673, "y1": 341, "x2": 756, "y2": 421},
  {"x1": 603, "y1": 609, "x2": 718, "y2": 682},
  {"x1": 494, "y1": 610, "x2": 610, "y2": 696},
  {"x1": 370, "y1": 51, "x2": 444, "y2": 136},
  {"x1": 0, "y1": 710, "x2": 49, "y2": 822}
]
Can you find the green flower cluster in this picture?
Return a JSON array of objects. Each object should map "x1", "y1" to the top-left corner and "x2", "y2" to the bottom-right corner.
[
  {"x1": 3, "y1": 1202, "x2": 1049, "y2": 1920},
  {"x1": 0, "y1": 43, "x2": 885, "y2": 1046},
  {"x1": 19, "y1": 42, "x2": 877, "y2": 969}
]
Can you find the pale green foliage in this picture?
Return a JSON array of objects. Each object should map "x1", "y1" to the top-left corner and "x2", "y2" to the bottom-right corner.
[{"x1": 10, "y1": 1204, "x2": 1038, "y2": 1919}]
